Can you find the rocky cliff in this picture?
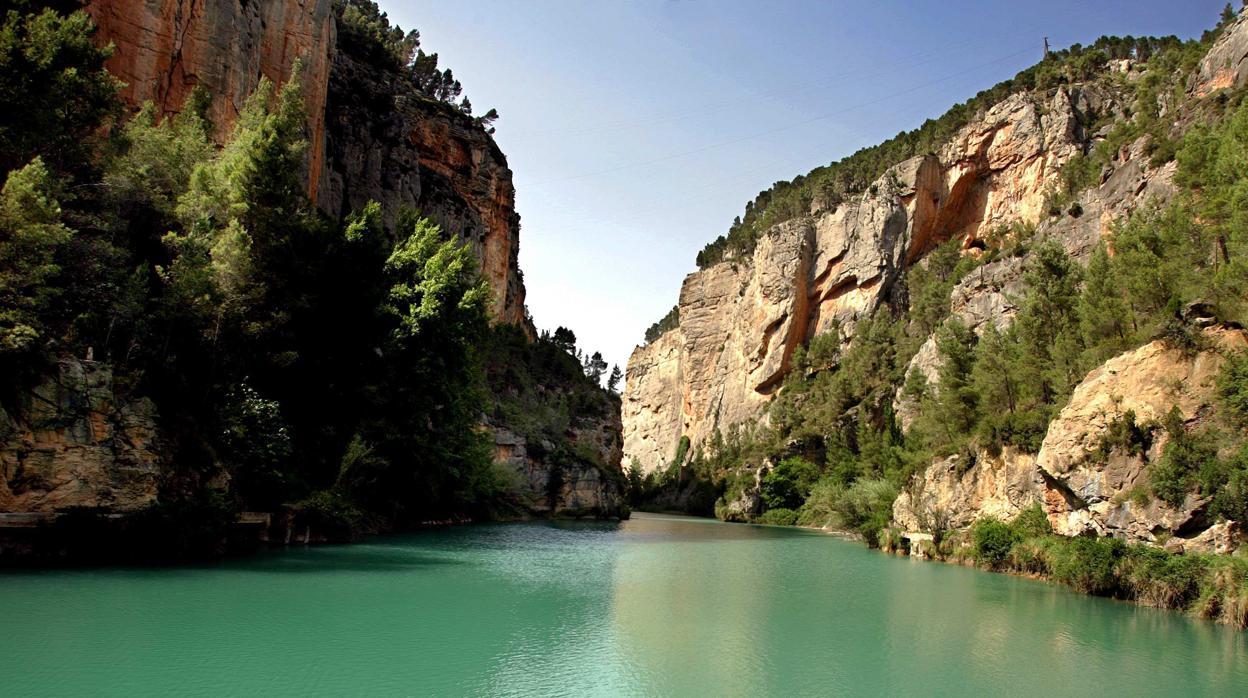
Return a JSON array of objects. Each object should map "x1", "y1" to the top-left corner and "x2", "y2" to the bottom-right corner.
[
  {"x1": 85, "y1": 0, "x2": 527, "y2": 327},
  {"x1": 625, "y1": 85, "x2": 1122, "y2": 473},
  {"x1": 894, "y1": 327, "x2": 1247, "y2": 554},
  {"x1": 491, "y1": 412, "x2": 627, "y2": 519},
  {"x1": 0, "y1": 358, "x2": 166, "y2": 513},
  {"x1": 0, "y1": 2, "x2": 619, "y2": 526},
  {"x1": 626, "y1": 13, "x2": 1248, "y2": 555}
]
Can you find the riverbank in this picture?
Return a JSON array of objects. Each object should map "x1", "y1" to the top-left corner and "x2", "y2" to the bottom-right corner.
[
  {"x1": 874, "y1": 511, "x2": 1248, "y2": 629},
  {"x1": 781, "y1": 509, "x2": 1248, "y2": 629}
]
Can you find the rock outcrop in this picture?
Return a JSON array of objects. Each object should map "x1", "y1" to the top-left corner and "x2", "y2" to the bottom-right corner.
[
  {"x1": 0, "y1": 358, "x2": 165, "y2": 512},
  {"x1": 1194, "y1": 12, "x2": 1248, "y2": 96},
  {"x1": 892, "y1": 448, "x2": 1043, "y2": 532},
  {"x1": 625, "y1": 85, "x2": 1115, "y2": 473},
  {"x1": 317, "y1": 44, "x2": 529, "y2": 326},
  {"x1": 1038, "y1": 327, "x2": 1246, "y2": 542},
  {"x1": 491, "y1": 414, "x2": 627, "y2": 518},
  {"x1": 895, "y1": 327, "x2": 1248, "y2": 553}
]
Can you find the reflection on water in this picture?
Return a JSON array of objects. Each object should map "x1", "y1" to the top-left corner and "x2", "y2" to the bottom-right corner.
[{"x1": 0, "y1": 513, "x2": 1243, "y2": 697}]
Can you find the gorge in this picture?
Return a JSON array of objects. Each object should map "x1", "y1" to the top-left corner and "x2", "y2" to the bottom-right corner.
[{"x1": 1, "y1": 2, "x2": 1248, "y2": 693}]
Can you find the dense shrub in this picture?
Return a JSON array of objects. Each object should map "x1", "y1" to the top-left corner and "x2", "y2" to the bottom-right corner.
[
  {"x1": 760, "y1": 457, "x2": 820, "y2": 510},
  {"x1": 972, "y1": 517, "x2": 1017, "y2": 568},
  {"x1": 1151, "y1": 407, "x2": 1216, "y2": 506},
  {"x1": 1048, "y1": 536, "x2": 1126, "y2": 595},
  {"x1": 1119, "y1": 546, "x2": 1207, "y2": 608},
  {"x1": 832, "y1": 478, "x2": 898, "y2": 546},
  {"x1": 1010, "y1": 504, "x2": 1053, "y2": 539}
]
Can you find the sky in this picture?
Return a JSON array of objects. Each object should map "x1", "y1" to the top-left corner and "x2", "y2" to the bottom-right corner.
[{"x1": 380, "y1": 0, "x2": 1230, "y2": 376}]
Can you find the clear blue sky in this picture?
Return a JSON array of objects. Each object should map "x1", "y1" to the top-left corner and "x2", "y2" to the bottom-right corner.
[{"x1": 381, "y1": 0, "x2": 1229, "y2": 375}]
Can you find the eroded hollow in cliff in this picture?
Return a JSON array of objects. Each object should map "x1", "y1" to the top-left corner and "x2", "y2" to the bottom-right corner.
[{"x1": 907, "y1": 167, "x2": 991, "y2": 264}]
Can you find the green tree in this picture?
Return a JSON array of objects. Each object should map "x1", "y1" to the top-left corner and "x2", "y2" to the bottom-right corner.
[
  {"x1": 383, "y1": 216, "x2": 490, "y2": 341},
  {"x1": 935, "y1": 319, "x2": 979, "y2": 441},
  {"x1": 1079, "y1": 244, "x2": 1132, "y2": 358},
  {"x1": 0, "y1": 3, "x2": 121, "y2": 175},
  {"x1": 1151, "y1": 406, "x2": 1217, "y2": 506},
  {"x1": 107, "y1": 97, "x2": 214, "y2": 217},
  {"x1": 972, "y1": 323, "x2": 1020, "y2": 414},
  {"x1": 0, "y1": 158, "x2": 72, "y2": 353},
  {"x1": 169, "y1": 70, "x2": 315, "y2": 343},
  {"x1": 1014, "y1": 242, "x2": 1085, "y2": 404},
  {"x1": 344, "y1": 214, "x2": 496, "y2": 520},
  {"x1": 583, "y1": 351, "x2": 607, "y2": 383},
  {"x1": 760, "y1": 457, "x2": 820, "y2": 510},
  {"x1": 1217, "y1": 352, "x2": 1248, "y2": 427}
]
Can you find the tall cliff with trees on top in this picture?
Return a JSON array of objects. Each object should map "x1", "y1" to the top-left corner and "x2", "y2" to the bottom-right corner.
[{"x1": 0, "y1": 0, "x2": 624, "y2": 562}]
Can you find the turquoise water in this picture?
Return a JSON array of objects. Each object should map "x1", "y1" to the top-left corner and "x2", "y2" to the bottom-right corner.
[{"x1": 0, "y1": 513, "x2": 1244, "y2": 696}]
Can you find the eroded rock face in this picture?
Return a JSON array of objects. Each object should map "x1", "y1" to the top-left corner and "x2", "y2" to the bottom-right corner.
[
  {"x1": 87, "y1": 0, "x2": 336, "y2": 199},
  {"x1": 898, "y1": 327, "x2": 1247, "y2": 553},
  {"x1": 1037, "y1": 327, "x2": 1246, "y2": 542},
  {"x1": 622, "y1": 330, "x2": 684, "y2": 472},
  {"x1": 625, "y1": 86, "x2": 1104, "y2": 473},
  {"x1": 0, "y1": 358, "x2": 164, "y2": 512},
  {"x1": 893, "y1": 121, "x2": 1176, "y2": 432},
  {"x1": 1194, "y1": 11, "x2": 1248, "y2": 96},
  {"x1": 892, "y1": 448, "x2": 1043, "y2": 532}
]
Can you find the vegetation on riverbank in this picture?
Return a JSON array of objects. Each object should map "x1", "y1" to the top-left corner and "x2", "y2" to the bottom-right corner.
[{"x1": 878, "y1": 505, "x2": 1248, "y2": 629}]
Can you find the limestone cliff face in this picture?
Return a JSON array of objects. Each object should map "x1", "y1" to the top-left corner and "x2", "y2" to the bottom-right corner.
[
  {"x1": 317, "y1": 45, "x2": 529, "y2": 326},
  {"x1": 85, "y1": 0, "x2": 528, "y2": 327},
  {"x1": 894, "y1": 130, "x2": 1177, "y2": 431},
  {"x1": 1195, "y1": 13, "x2": 1248, "y2": 96},
  {"x1": 624, "y1": 85, "x2": 1113, "y2": 474},
  {"x1": 0, "y1": 358, "x2": 165, "y2": 512},
  {"x1": 895, "y1": 328, "x2": 1247, "y2": 554}
]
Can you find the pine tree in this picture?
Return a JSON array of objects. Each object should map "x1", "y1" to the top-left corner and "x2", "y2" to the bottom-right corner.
[
  {"x1": 935, "y1": 319, "x2": 979, "y2": 441},
  {"x1": 607, "y1": 364, "x2": 622, "y2": 394},
  {"x1": 1079, "y1": 244, "x2": 1132, "y2": 359}
]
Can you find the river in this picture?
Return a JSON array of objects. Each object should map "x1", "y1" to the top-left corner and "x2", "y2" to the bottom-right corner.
[{"x1": 0, "y1": 513, "x2": 1243, "y2": 696}]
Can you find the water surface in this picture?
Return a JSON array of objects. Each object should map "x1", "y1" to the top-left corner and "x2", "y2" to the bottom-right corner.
[{"x1": 1, "y1": 513, "x2": 1244, "y2": 696}]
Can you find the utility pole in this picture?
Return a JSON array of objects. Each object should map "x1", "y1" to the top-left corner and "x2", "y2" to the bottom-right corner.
[{"x1": 1044, "y1": 37, "x2": 1051, "y2": 59}]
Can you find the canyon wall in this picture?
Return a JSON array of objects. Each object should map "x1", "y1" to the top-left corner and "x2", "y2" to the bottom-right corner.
[
  {"x1": 627, "y1": 14, "x2": 1248, "y2": 554},
  {"x1": 0, "y1": 2, "x2": 615, "y2": 522},
  {"x1": 625, "y1": 85, "x2": 1114, "y2": 474}
]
